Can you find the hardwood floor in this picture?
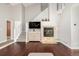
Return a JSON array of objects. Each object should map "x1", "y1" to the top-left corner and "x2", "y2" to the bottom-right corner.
[
  {"x1": 0, "y1": 42, "x2": 26, "y2": 56},
  {"x1": 0, "y1": 42, "x2": 72, "y2": 56}
]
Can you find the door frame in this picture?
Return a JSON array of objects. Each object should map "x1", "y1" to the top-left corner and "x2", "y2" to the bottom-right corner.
[{"x1": 6, "y1": 20, "x2": 14, "y2": 41}]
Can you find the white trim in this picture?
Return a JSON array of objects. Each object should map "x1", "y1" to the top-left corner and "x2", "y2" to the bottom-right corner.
[
  {"x1": 0, "y1": 40, "x2": 7, "y2": 44},
  {"x1": 58, "y1": 40, "x2": 79, "y2": 49},
  {"x1": 58, "y1": 40, "x2": 72, "y2": 49},
  {"x1": 0, "y1": 41, "x2": 14, "y2": 49},
  {"x1": 71, "y1": 47, "x2": 79, "y2": 49}
]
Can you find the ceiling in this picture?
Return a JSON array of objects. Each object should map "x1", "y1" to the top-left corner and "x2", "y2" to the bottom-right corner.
[{"x1": 9, "y1": 3, "x2": 40, "y2": 7}]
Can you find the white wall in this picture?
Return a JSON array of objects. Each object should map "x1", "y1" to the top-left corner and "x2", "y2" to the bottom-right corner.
[
  {"x1": 49, "y1": 3, "x2": 57, "y2": 23},
  {"x1": 71, "y1": 4, "x2": 79, "y2": 49},
  {"x1": 48, "y1": 3, "x2": 58, "y2": 39},
  {"x1": 58, "y1": 4, "x2": 72, "y2": 48},
  {"x1": 0, "y1": 19, "x2": 7, "y2": 43},
  {"x1": 22, "y1": 5, "x2": 26, "y2": 32},
  {"x1": 11, "y1": 4, "x2": 23, "y2": 42},
  {"x1": 34, "y1": 8, "x2": 48, "y2": 21},
  {"x1": 0, "y1": 4, "x2": 13, "y2": 43},
  {"x1": 58, "y1": 4, "x2": 79, "y2": 49},
  {"x1": 0, "y1": 4, "x2": 23, "y2": 43},
  {"x1": 25, "y1": 4, "x2": 41, "y2": 22}
]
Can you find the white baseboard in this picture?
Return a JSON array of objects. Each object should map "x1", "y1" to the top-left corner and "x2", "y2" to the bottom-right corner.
[
  {"x1": 0, "y1": 40, "x2": 7, "y2": 44},
  {"x1": 67, "y1": 46, "x2": 79, "y2": 49},
  {"x1": 0, "y1": 41, "x2": 14, "y2": 49},
  {"x1": 58, "y1": 40, "x2": 79, "y2": 49},
  {"x1": 58, "y1": 40, "x2": 72, "y2": 49}
]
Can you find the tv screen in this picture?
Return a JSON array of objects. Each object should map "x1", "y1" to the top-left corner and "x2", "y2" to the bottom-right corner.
[{"x1": 29, "y1": 22, "x2": 41, "y2": 29}]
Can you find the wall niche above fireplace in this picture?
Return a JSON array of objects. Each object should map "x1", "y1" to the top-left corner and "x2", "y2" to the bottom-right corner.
[{"x1": 44, "y1": 27, "x2": 54, "y2": 37}]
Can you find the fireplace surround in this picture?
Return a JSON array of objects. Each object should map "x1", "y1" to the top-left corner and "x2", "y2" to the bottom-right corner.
[
  {"x1": 41, "y1": 27, "x2": 57, "y2": 44},
  {"x1": 44, "y1": 27, "x2": 54, "y2": 37}
]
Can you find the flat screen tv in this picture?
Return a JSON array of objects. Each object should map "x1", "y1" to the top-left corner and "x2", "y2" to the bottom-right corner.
[{"x1": 29, "y1": 22, "x2": 41, "y2": 29}]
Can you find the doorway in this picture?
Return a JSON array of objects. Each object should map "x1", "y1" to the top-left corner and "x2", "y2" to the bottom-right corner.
[{"x1": 7, "y1": 20, "x2": 11, "y2": 41}]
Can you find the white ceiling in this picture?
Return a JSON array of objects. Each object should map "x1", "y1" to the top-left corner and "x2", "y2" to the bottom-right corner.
[{"x1": 9, "y1": 3, "x2": 38, "y2": 7}]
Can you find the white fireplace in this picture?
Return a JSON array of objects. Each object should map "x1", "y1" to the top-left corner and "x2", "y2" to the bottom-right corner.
[
  {"x1": 41, "y1": 27, "x2": 57, "y2": 44},
  {"x1": 41, "y1": 22, "x2": 57, "y2": 44}
]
